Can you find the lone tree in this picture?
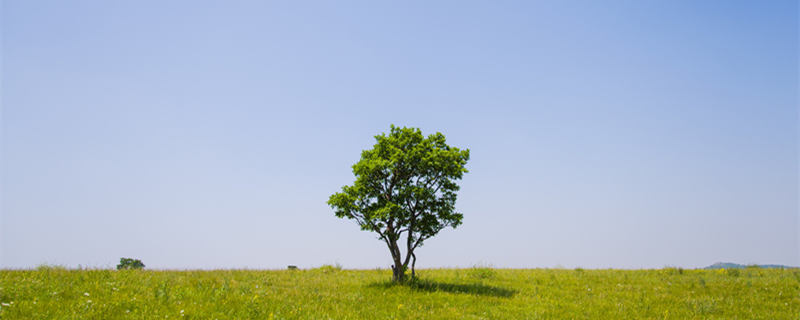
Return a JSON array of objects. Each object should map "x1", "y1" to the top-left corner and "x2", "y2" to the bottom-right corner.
[
  {"x1": 116, "y1": 257, "x2": 145, "y2": 270},
  {"x1": 328, "y1": 125, "x2": 470, "y2": 282}
]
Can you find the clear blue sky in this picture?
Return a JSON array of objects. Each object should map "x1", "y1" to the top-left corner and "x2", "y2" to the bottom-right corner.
[{"x1": 1, "y1": 1, "x2": 797, "y2": 269}]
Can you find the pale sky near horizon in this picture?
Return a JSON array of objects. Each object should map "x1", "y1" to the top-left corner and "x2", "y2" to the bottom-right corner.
[{"x1": 1, "y1": 1, "x2": 798, "y2": 269}]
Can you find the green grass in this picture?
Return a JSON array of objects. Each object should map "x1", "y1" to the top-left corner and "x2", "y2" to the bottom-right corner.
[{"x1": 1, "y1": 267, "x2": 798, "y2": 319}]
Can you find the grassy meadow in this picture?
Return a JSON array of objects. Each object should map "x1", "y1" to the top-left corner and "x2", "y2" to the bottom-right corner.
[{"x1": 1, "y1": 266, "x2": 798, "y2": 319}]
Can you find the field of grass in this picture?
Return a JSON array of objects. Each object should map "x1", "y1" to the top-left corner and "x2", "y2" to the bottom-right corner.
[{"x1": 1, "y1": 266, "x2": 798, "y2": 319}]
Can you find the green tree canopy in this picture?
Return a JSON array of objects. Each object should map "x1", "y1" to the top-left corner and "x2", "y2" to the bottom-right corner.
[
  {"x1": 116, "y1": 257, "x2": 145, "y2": 270},
  {"x1": 328, "y1": 125, "x2": 470, "y2": 281}
]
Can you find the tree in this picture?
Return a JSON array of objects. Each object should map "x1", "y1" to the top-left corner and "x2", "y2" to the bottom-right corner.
[
  {"x1": 328, "y1": 125, "x2": 470, "y2": 282},
  {"x1": 116, "y1": 257, "x2": 145, "y2": 270}
]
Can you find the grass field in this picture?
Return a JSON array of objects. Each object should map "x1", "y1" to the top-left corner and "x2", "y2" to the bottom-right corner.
[{"x1": 1, "y1": 266, "x2": 798, "y2": 319}]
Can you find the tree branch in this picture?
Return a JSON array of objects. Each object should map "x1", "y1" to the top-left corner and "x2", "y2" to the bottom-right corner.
[
  {"x1": 423, "y1": 171, "x2": 444, "y2": 190},
  {"x1": 410, "y1": 234, "x2": 429, "y2": 252}
]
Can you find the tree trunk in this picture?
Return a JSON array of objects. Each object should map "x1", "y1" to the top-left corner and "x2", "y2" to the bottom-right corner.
[
  {"x1": 390, "y1": 241, "x2": 405, "y2": 282},
  {"x1": 411, "y1": 251, "x2": 416, "y2": 279},
  {"x1": 392, "y1": 259, "x2": 405, "y2": 282}
]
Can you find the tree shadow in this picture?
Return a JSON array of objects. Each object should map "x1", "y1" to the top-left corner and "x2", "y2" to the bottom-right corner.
[{"x1": 368, "y1": 279, "x2": 516, "y2": 298}]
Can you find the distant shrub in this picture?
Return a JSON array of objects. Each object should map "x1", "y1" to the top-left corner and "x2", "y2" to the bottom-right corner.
[
  {"x1": 574, "y1": 268, "x2": 584, "y2": 273},
  {"x1": 117, "y1": 258, "x2": 145, "y2": 270},
  {"x1": 468, "y1": 264, "x2": 496, "y2": 280},
  {"x1": 662, "y1": 267, "x2": 684, "y2": 275},
  {"x1": 727, "y1": 268, "x2": 740, "y2": 277},
  {"x1": 315, "y1": 264, "x2": 343, "y2": 274}
]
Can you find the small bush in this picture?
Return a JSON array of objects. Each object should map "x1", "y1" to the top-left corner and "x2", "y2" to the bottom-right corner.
[
  {"x1": 662, "y1": 267, "x2": 684, "y2": 275},
  {"x1": 727, "y1": 268, "x2": 740, "y2": 277},
  {"x1": 117, "y1": 257, "x2": 145, "y2": 270},
  {"x1": 469, "y1": 265, "x2": 496, "y2": 280},
  {"x1": 315, "y1": 264, "x2": 343, "y2": 274}
]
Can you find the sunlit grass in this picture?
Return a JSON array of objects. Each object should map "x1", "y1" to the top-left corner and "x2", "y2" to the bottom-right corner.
[{"x1": 1, "y1": 267, "x2": 798, "y2": 319}]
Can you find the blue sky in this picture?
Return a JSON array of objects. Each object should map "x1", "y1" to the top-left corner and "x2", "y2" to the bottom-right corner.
[{"x1": 1, "y1": 1, "x2": 797, "y2": 269}]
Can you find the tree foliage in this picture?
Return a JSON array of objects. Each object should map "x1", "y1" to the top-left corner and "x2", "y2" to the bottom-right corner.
[
  {"x1": 328, "y1": 125, "x2": 469, "y2": 281},
  {"x1": 117, "y1": 257, "x2": 145, "y2": 270}
]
